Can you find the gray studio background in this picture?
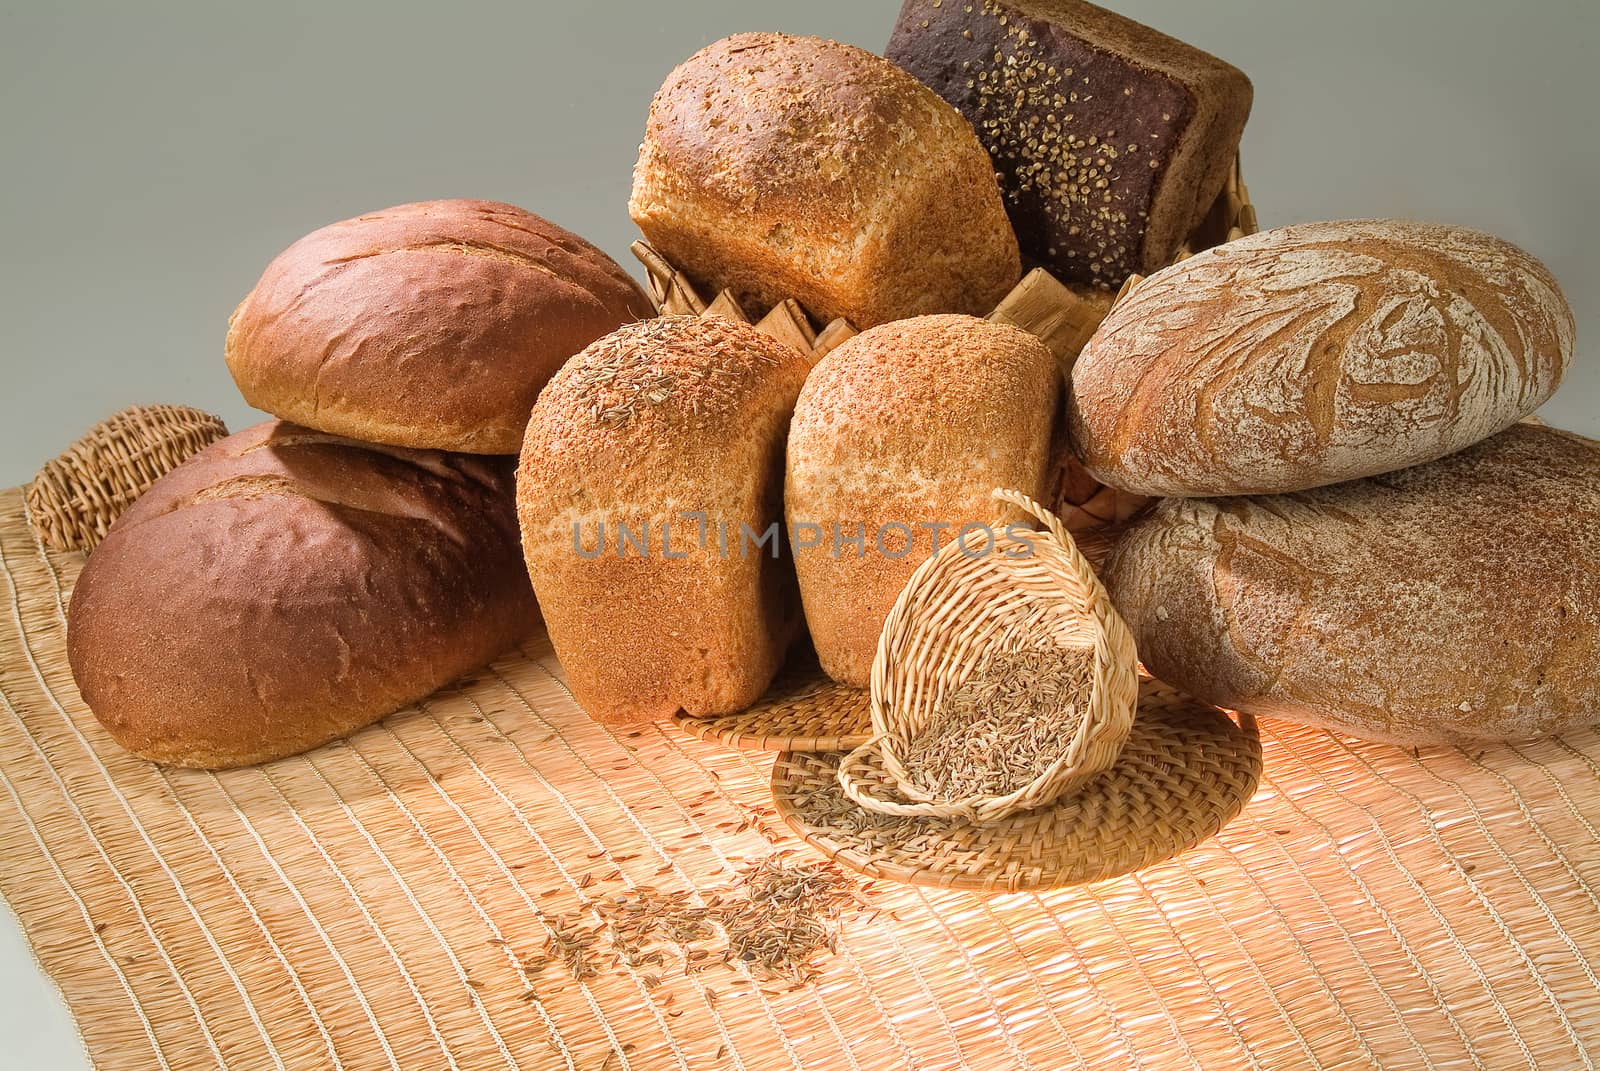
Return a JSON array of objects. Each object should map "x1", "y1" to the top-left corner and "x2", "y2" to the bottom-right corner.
[{"x1": 1, "y1": 1, "x2": 1596, "y2": 1066}]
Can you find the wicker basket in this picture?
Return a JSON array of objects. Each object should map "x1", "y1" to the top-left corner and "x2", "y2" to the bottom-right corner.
[
  {"x1": 834, "y1": 489, "x2": 1139, "y2": 823},
  {"x1": 25, "y1": 404, "x2": 229, "y2": 553}
]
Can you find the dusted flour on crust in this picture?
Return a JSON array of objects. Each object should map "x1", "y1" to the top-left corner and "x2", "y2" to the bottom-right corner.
[
  {"x1": 1070, "y1": 219, "x2": 1574, "y2": 496},
  {"x1": 1103, "y1": 424, "x2": 1600, "y2": 745}
]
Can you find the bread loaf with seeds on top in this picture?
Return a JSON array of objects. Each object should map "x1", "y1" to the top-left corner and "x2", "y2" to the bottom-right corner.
[
  {"x1": 629, "y1": 32, "x2": 1020, "y2": 329},
  {"x1": 786, "y1": 314, "x2": 1058, "y2": 688},
  {"x1": 887, "y1": 0, "x2": 1251, "y2": 285},
  {"x1": 517, "y1": 316, "x2": 812, "y2": 724}
]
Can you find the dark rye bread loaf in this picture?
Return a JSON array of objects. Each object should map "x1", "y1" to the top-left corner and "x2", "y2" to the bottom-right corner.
[
  {"x1": 227, "y1": 199, "x2": 653, "y2": 454},
  {"x1": 887, "y1": 0, "x2": 1251, "y2": 285},
  {"x1": 630, "y1": 32, "x2": 1020, "y2": 328},
  {"x1": 67, "y1": 421, "x2": 538, "y2": 767},
  {"x1": 786, "y1": 315, "x2": 1058, "y2": 687},
  {"x1": 1104, "y1": 424, "x2": 1600, "y2": 746},
  {"x1": 1070, "y1": 219, "x2": 1576, "y2": 496},
  {"x1": 517, "y1": 317, "x2": 812, "y2": 724}
]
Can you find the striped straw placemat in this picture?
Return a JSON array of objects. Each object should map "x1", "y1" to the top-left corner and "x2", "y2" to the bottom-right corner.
[{"x1": 2, "y1": 484, "x2": 1599, "y2": 1070}]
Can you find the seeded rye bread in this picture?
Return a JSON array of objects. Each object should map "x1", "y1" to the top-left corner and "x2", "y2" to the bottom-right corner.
[
  {"x1": 629, "y1": 32, "x2": 1020, "y2": 329},
  {"x1": 1104, "y1": 424, "x2": 1600, "y2": 746},
  {"x1": 517, "y1": 317, "x2": 811, "y2": 724},
  {"x1": 887, "y1": 0, "x2": 1251, "y2": 285},
  {"x1": 227, "y1": 199, "x2": 653, "y2": 454},
  {"x1": 1071, "y1": 219, "x2": 1575, "y2": 497},
  {"x1": 787, "y1": 315, "x2": 1058, "y2": 688},
  {"x1": 67, "y1": 421, "x2": 538, "y2": 768}
]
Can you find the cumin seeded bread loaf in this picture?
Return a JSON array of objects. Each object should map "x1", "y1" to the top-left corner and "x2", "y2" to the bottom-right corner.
[
  {"x1": 227, "y1": 199, "x2": 653, "y2": 454},
  {"x1": 887, "y1": 0, "x2": 1252, "y2": 285},
  {"x1": 629, "y1": 32, "x2": 1021, "y2": 329},
  {"x1": 1104, "y1": 424, "x2": 1600, "y2": 746},
  {"x1": 787, "y1": 315, "x2": 1058, "y2": 687},
  {"x1": 1071, "y1": 220, "x2": 1575, "y2": 497},
  {"x1": 517, "y1": 316, "x2": 811, "y2": 724},
  {"x1": 66, "y1": 421, "x2": 538, "y2": 768}
]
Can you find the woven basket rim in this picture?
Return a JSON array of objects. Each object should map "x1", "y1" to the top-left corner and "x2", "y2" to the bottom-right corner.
[{"x1": 838, "y1": 489, "x2": 1139, "y2": 823}]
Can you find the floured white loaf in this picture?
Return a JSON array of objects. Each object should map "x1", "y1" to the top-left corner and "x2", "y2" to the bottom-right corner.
[
  {"x1": 1104, "y1": 424, "x2": 1600, "y2": 746},
  {"x1": 1070, "y1": 219, "x2": 1575, "y2": 496}
]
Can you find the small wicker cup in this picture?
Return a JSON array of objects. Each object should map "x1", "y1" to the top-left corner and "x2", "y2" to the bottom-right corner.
[{"x1": 835, "y1": 489, "x2": 1139, "y2": 824}]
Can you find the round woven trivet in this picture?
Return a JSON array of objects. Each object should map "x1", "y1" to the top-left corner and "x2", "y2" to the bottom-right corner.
[
  {"x1": 773, "y1": 679, "x2": 1261, "y2": 892},
  {"x1": 26, "y1": 404, "x2": 228, "y2": 553},
  {"x1": 672, "y1": 643, "x2": 871, "y2": 752}
]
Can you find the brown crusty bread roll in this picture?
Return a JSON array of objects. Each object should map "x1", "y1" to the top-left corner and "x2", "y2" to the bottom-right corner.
[
  {"x1": 787, "y1": 315, "x2": 1058, "y2": 687},
  {"x1": 66, "y1": 421, "x2": 538, "y2": 768},
  {"x1": 517, "y1": 316, "x2": 811, "y2": 724},
  {"x1": 226, "y1": 199, "x2": 653, "y2": 454},
  {"x1": 1103, "y1": 423, "x2": 1600, "y2": 746},
  {"x1": 887, "y1": 0, "x2": 1252, "y2": 285},
  {"x1": 629, "y1": 32, "x2": 1020, "y2": 329},
  {"x1": 1070, "y1": 219, "x2": 1575, "y2": 497}
]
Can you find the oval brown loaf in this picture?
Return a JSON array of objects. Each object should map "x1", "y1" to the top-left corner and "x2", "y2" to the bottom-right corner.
[
  {"x1": 1070, "y1": 219, "x2": 1575, "y2": 496},
  {"x1": 66, "y1": 421, "x2": 539, "y2": 768},
  {"x1": 517, "y1": 316, "x2": 812, "y2": 724},
  {"x1": 1103, "y1": 423, "x2": 1600, "y2": 746},
  {"x1": 629, "y1": 32, "x2": 1021, "y2": 329},
  {"x1": 226, "y1": 199, "x2": 654, "y2": 455},
  {"x1": 786, "y1": 315, "x2": 1058, "y2": 687}
]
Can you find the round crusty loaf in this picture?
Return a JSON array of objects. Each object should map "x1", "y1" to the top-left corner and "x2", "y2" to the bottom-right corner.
[
  {"x1": 1103, "y1": 423, "x2": 1600, "y2": 746},
  {"x1": 629, "y1": 32, "x2": 1020, "y2": 329},
  {"x1": 67, "y1": 421, "x2": 538, "y2": 768},
  {"x1": 517, "y1": 316, "x2": 812, "y2": 724},
  {"x1": 1070, "y1": 219, "x2": 1575, "y2": 496},
  {"x1": 227, "y1": 199, "x2": 653, "y2": 454},
  {"x1": 787, "y1": 314, "x2": 1058, "y2": 687}
]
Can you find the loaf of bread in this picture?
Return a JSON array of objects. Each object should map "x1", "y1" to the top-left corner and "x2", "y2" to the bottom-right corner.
[
  {"x1": 67, "y1": 421, "x2": 538, "y2": 768},
  {"x1": 886, "y1": 0, "x2": 1252, "y2": 286},
  {"x1": 787, "y1": 315, "x2": 1058, "y2": 687},
  {"x1": 1071, "y1": 220, "x2": 1575, "y2": 497},
  {"x1": 227, "y1": 199, "x2": 653, "y2": 454},
  {"x1": 517, "y1": 316, "x2": 811, "y2": 723},
  {"x1": 1104, "y1": 423, "x2": 1600, "y2": 746},
  {"x1": 629, "y1": 32, "x2": 1020, "y2": 329}
]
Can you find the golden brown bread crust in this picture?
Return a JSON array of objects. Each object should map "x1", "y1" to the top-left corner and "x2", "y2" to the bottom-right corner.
[
  {"x1": 1104, "y1": 424, "x2": 1600, "y2": 746},
  {"x1": 516, "y1": 316, "x2": 812, "y2": 724},
  {"x1": 629, "y1": 32, "x2": 1020, "y2": 328},
  {"x1": 226, "y1": 199, "x2": 654, "y2": 454},
  {"x1": 66, "y1": 421, "x2": 539, "y2": 768},
  {"x1": 786, "y1": 315, "x2": 1058, "y2": 687},
  {"x1": 1070, "y1": 219, "x2": 1575, "y2": 496}
]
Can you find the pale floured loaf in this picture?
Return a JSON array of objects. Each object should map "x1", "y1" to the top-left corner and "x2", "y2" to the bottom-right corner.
[
  {"x1": 1104, "y1": 424, "x2": 1600, "y2": 746},
  {"x1": 67, "y1": 421, "x2": 539, "y2": 768},
  {"x1": 629, "y1": 32, "x2": 1020, "y2": 329},
  {"x1": 227, "y1": 199, "x2": 653, "y2": 454},
  {"x1": 1070, "y1": 219, "x2": 1575, "y2": 496},
  {"x1": 516, "y1": 316, "x2": 811, "y2": 724},
  {"x1": 786, "y1": 315, "x2": 1058, "y2": 687}
]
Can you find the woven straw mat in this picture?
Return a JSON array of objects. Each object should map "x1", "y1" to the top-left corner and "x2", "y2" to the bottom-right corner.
[{"x1": 2, "y1": 485, "x2": 1599, "y2": 1070}]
